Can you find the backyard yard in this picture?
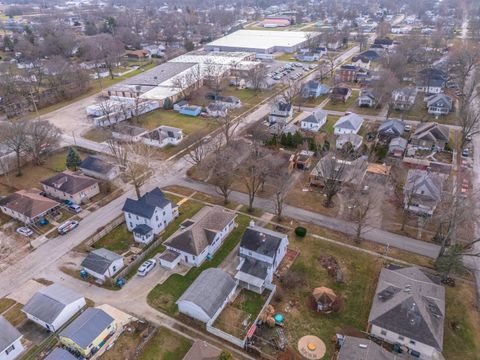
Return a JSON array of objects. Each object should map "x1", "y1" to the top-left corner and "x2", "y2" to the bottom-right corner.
[
  {"x1": 147, "y1": 215, "x2": 251, "y2": 316},
  {"x1": 93, "y1": 223, "x2": 134, "y2": 254},
  {"x1": 323, "y1": 91, "x2": 359, "y2": 112}
]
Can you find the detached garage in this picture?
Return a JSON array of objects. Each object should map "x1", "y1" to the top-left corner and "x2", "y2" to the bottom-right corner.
[{"x1": 176, "y1": 268, "x2": 237, "y2": 323}]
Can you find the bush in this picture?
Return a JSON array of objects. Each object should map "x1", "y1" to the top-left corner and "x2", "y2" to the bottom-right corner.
[
  {"x1": 295, "y1": 226, "x2": 307, "y2": 237},
  {"x1": 163, "y1": 97, "x2": 173, "y2": 110}
]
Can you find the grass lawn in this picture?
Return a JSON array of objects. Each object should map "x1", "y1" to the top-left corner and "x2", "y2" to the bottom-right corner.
[
  {"x1": 42, "y1": 148, "x2": 89, "y2": 172},
  {"x1": 293, "y1": 94, "x2": 329, "y2": 107},
  {"x1": 323, "y1": 91, "x2": 359, "y2": 112},
  {"x1": 275, "y1": 53, "x2": 300, "y2": 62},
  {"x1": 124, "y1": 199, "x2": 204, "y2": 280},
  {"x1": 351, "y1": 104, "x2": 383, "y2": 116},
  {"x1": 443, "y1": 282, "x2": 480, "y2": 360},
  {"x1": 82, "y1": 128, "x2": 113, "y2": 143},
  {"x1": 93, "y1": 223, "x2": 134, "y2": 254},
  {"x1": 3, "y1": 303, "x2": 26, "y2": 326},
  {"x1": 222, "y1": 88, "x2": 273, "y2": 104},
  {"x1": 138, "y1": 327, "x2": 192, "y2": 360},
  {"x1": 0, "y1": 298, "x2": 16, "y2": 314},
  {"x1": 324, "y1": 115, "x2": 340, "y2": 135},
  {"x1": 147, "y1": 215, "x2": 251, "y2": 316},
  {"x1": 267, "y1": 234, "x2": 382, "y2": 358},
  {"x1": 137, "y1": 109, "x2": 216, "y2": 134}
]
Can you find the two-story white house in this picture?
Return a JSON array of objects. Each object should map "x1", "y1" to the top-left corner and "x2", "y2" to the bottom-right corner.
[
  {"x1": 268, "y1": 101, "x2": 293, "y2": 125},
  {"x1": 235, "y1": 221, "x2": 289, "y2": 294},
  {"x1": 368, "y1": 266, "x2": 445, "y2": 360},
  {"x1": 122, "y1": 187, "x2": 179, "y2": 244},
  {"x1": 22, "y1": 284, "x2": 86, "y2": 332},
  {"x1": 163, "y1": 206, "x2": 237, "y2": 267},
  {"x1": 0, "y1": 316, "x2": 23, "y2": 360}
]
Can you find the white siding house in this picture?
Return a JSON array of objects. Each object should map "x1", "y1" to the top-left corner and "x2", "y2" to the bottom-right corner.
[
  {"x1": 22, "y1": 284, "x2": 86, "y2": 332},
  {"x1": 235, "y1": 222, "x2": 289, "y2": 294},
  {"x1": 0, "y1": 316, "x2": 23, "y2": 360},
  {"x1": 164, "y1": 206, "x2": 237, "y2": 267},
  {"x1": 122, "y1": 187, "x2": 178, "y2": 244},
  {"x1": 300, "y1": 109, "x2": 327, "y2": 132},
  {"x1": 80, "y1": 249, "x2": 124, "y2": 282},
  {"x1": 334, "y1": 113, "x2": 364, "y2": 135}
]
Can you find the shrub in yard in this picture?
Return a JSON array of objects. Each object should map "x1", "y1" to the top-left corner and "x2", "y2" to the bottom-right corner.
[
  {"x1": 163, "y1": 97, "x2": 173, "y2": 110},
  {"x1": 295, "y1": 226, "x2": 307, "y2": 237}
]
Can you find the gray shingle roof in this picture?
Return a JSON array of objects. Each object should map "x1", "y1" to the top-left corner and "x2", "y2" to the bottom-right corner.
[
  {"x1": 133, "y1": 224, "x2": 153, "y2": 235},
  {"x1": 338, "y1": 336, "x2": 403, "y2": 360},
  {"x1": 22, "y1": 284, "x2": 84, "y2": 324},
  {"x1": 302, "y1": 109, "x2": 327, "y2": 124},
  {"x1": 60, "y1": 308, "x2": 114, "y2": 349},
  {"x1": 240, "y1": 225, "x2": 284, "y2": 258},
  {"x1": 368, "y1": 267, "x2": 445, "y2": 351},
  {"x1": 81, "y1": 248, "x2": 122, "y2": 274},
  {"x1": 378, "y1": 119, "x2": 405, "y2": 137},
  {"x1": 177, "y1": 268, "x2": 236, "y2": 318},
  {"x1": 41, "y1": 172, "x2": 98, "y2": 195},
  {"x1": 404, "y1": 169, "x2": 443, "y2": 202},
  {"x1": 44, "y1": 348, "x2": 78, "y2": 360},
  {"x1": 122, "y1": 187, "x2": 173, "y2": 219},
  {"x1": 412, "y1": 122, "x2": 449, "y2": 143},
  {"x1": 426, "y1": 94, "x2": 453, "y2": 109},
  {"x1": 335, "y1": 113, "x2": 364, "y2": 131},
  {"x1": 0, "y1": 316, "x2": 21, "y2": 352},
  {"x1": 80, "y1": 156, "x2": 115, "y2": 175},
  {"x1": 165, "y1": 206, "x2": 236, "y2": 256}
]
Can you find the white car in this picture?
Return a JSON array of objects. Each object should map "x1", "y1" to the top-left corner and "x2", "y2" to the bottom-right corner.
[
  {"x1": 16, "y1": 227, "x2": 33, "y2": 237},
  {"x1": 58, "y1": 220, "x2": 79, "y2": 235},
  {"x1": 137, "y1": 259, "x2": 157, "y2": 276}
]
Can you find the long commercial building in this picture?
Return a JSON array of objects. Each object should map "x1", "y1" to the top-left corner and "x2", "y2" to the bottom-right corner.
[{"x1": 205, "y1": 29, "x2": 319, "y2": 54}]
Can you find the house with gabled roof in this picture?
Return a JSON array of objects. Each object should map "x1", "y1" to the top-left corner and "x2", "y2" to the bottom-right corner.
[
  {"x1": 235, "y1": 221, "x2": 288, "y2": 294},
  {"x1": 44, "y1": 348, "x2": 78, "y2": 360},
  {"x1": 368, "y1": 266, "x2": 445, "y2": 360},
  {"x1": 337, "y1": 335, "x2": 407, "y2": 360},
  {"x1": 425, "y1": 94, "x2": 453, "y2": 116},
  {"x1": 269, "y1": 101, "x2": 293, "y2": 124},
  {"x1": 177, "y1": 268, "x2": 237, "y2": 323},
  {"x1": 358, "y1": 88, "x2": 377, "y2": 108},
  {"x1": 80, "y1": 156, "x2": 120, "y2": 181},
  {"x1": 330, "y1": 87, "x2": 352, "y2": 103},
  {"x1": 122, "y1": 187, "x2": 178, "y2": 243},
  {"x1": 22, "y1": 284, "x2": 86, "y2": 332},
  {"x1": 0, "y1": 316, "x2": 24, "y2": 360},
  {"x1": 41, "y1": 171, "x2": 99, "y2": 204},
  {"x1": 81, "y1": 248, "x2": 124, "y2": 282},
  {"x1": 410, "y1": 122, "x2": 449, "y2": 151},
  {"x1": 378, "y1": 119, "x2": 405, "y2": 140},
  {"x1": 392, "y1": 87, "x2": 417, "y2": 111},
  {"x1": 164, "y1": 206, "x2": 236, "y2": 267},
  {"x1": 301, "y1": 80, "x2": 330, "y2": 98},
  {"x1": 300, "y1": 109, "x2": 327, "y2": 132},
  {"x1": 0, "y1": 189, "x2": 60, "y2": 224},
  {"x1": 334, "y1": 113, "x2": 364, "y2": 135},
  {"x1": 59, "y1": 308, "x2": 115, "y2": 358},
  {"x1": 404, "y1": 170, "x2": 444, "y2": 216}
]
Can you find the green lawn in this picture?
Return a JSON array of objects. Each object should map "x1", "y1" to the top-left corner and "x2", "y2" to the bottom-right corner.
[
  {"x1": 3, "y1": 303, "x2": 26, "y2": 326},
  {"x1": 0, "y1": 298, "x2": 16, "y2": 314},
  {"x1": 294, "y1": 94, "x2": 329, "y2": 107},
  {"x1": 138, "y1": 327, "x2": 192, "y2": 360},
  {"x1": 324, "y1": 115, "x2": 340, "y2": 135},
  {"x1": 323, "y1": 91, "x2": 359, "y2": 112},
  {"x1": 124, "y1": 199, "x2": 204, "y2": 280},
  {"x1": 136, "y1": 110, "x2": 215, "y2": 134},
  {"x1": 82, "y1": 128, "x2": 112, "y2": 143},
  {"x1": 93, "y1": 223, "x2": 134, "y2": 254},
  {"x1": 147, "y1": 215, "x2": 250, "y2": 315}
]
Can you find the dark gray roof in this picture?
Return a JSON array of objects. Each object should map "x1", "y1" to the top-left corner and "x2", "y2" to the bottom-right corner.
[
  {"x1": 22, "y1": 284, "x2": 84, "y2": 324},
  {"x1": 81, "y1": 248, "x2": 122, "y2": 274},
  {"x1": 404, "y1": 169, "x2": 443, "y2": 203},
  {"x1": 177, "y1": 268, "x2": 236, "y2": 318},
  {"x1": 41, "y1": 172, "x2": 98, "y2": 195},
  {"x1": 133, "y1": 224, "x2": 153, "y2": 235},
  {"x1": 359, "y1": 50, "x2": 380, "y2": 61},
  {"x1": 338, "y1": 336, "x2": 403, "y2": 360},
  {"x1": 0, "y1": 316, "x2": 21, "y2": 352},
  {"x1": 426, "y1": 94, "x2": 453, "y2": 109},
  {"x1": 80, "y1": 156, "x2": 115, "y2": 175},
  {"x1": 120, "y1": 62, "x2": 197, "y2": 86},
  {"x1": 239, "y1": 257, "x2": 269, "y2": 279},
  {"x1": 240, "y1": 225, "x2": 285, "y2": 258},
  {"x1": 335, "y1": 113, "x2": 364, "y2": 131},
  {"x1": 44, "y1": 348, "x2": 78, "y2": 360},
  {"x1": 60, "y1": 308, "x2": 114, "y2": 349},
  {"x1": 302, "y1": 109, "x2": 327, "y2": 124},
  {"x1": 368, "y1": 267, "x2": 445, "y2": 351},
  {"x1": 412, "y1": 122, "x2": 449, "y2": 143},
  {"x1": 165, "y1": 206, "x2": 236, "y2": 256},
  {"x1": 378, "y1": 119, "x2": 405, "y2": 137},
  {"x1": 122, "y1": 187, "x2": 173, "y2": 219}
]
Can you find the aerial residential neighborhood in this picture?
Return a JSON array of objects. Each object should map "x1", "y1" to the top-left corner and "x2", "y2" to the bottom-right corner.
[{"x1": 0, "y1": 0, "x2": 479, "y2": 359}]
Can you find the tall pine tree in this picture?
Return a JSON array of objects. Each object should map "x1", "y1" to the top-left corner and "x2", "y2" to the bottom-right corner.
[{"x1": 66, "y1": 147, "x2": 82, "y2": 170}]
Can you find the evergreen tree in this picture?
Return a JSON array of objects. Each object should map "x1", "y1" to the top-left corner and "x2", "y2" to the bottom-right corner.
[
  {"x1": 218, "y1": 351, "x2": 233, "y2": 360},
  {"x1": 66, "y1": 147, "x2": 82, "y2": 170},
  {"x1": 163, "y1": 97, "x2": 173, "y2": 110}
]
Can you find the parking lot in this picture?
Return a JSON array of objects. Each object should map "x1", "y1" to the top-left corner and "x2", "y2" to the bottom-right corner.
[{"x1": 265, "y1": 60, "x2": 318, "y2": 83}]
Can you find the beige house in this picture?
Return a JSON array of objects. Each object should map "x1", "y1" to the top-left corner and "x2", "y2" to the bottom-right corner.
[
  {"x1": 0, "y1": 189, "x2": 60, "y2": 224},
  {"x1": 41, "y1": 171, "x2": 99, "y2": 204}
]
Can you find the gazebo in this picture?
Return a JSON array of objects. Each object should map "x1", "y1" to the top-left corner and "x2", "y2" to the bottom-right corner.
[{"x1": 312, "y1": 287, "x2": 337, "y2": 313}]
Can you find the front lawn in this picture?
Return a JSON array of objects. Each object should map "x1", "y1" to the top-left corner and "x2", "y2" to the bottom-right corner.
[
  {"x1": 136, "y1": 109, "x2": 217, "y2": 134},
  {"x1": 147, "y1": 215, "x2": 251, "y2": 316},
  {"x1": 323, "y1": 91, "x2": 359, "y2": 112}
]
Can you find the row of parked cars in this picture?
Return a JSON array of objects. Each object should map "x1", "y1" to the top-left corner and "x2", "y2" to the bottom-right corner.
[
  {"x1": 16, "y1": 199, "x2": 83, "y2": 238},
  {"x1": 268, "y1": 63, "x2": 316, "y2": 81}
]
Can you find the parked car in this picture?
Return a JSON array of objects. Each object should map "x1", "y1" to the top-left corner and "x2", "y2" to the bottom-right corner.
[
  {"x1": 404, "y1": 124, "x2": 412, "y2": 132},
  {"x1": 58, "y1": 220, "x2": 79, "y2": 235},
  {"x1": 16, "y1": 227, "x2": 33, "y2": 237},
  {"x1": 64, "y1": 199, "x2": 74, "y2": 206},
  {"x1": 68, "y1": 204, "x2": 82, "y2": 213},
  {"x1": 137, "y1": 259, "x2": 157, "y2": 276},
  {"x1": 462, "y1": 148, "x2": 470, "y2": 157}
]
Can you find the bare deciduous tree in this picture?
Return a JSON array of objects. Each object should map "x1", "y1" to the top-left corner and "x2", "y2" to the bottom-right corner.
[
  {"x1": 347, "y1": 188, "x2": 375, "y2": 243},
  {"x1": 0, "y1": 120, "x2": 28, "y2": 176},
  {"x1": 107, "y1": 139, "x2": 153, "y2": 199},
  {"x1": 205, "y1": 144, "x2": 238, "y2": 204},
  {"x1": 237, "y1": 149, "x2": 266, "y2": 213},
  {"x1": 269, "y1": 165, "x2": 291, "y2": 221},
  {"x1": 24, "y1": 120, "x2": 61, "y2": 165}
]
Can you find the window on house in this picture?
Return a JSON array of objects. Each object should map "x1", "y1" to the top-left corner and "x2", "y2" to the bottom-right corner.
[
  {"x1": 398, "y1": 336, "x2": 404, "y2": 341},
  {"x1": 409, "y1": 340, "x2": 416, "y2": 345},
  {"x1": 380, "y1": 329, "x2": 387, "y2": 336},
  {"x1": 5, "y1": 345, "x2": 15, "y2": 355},
  {"x1": 128, "y1": 213, "x2": 131, "y2": 219},
  {"x1": 156, "y1": 216, "x2": 159, "y2": 221}
]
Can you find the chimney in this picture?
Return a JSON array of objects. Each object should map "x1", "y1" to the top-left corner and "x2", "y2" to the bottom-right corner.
[{"x1": 249, "y1": 220, "x2": 255, "y2": 228}]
